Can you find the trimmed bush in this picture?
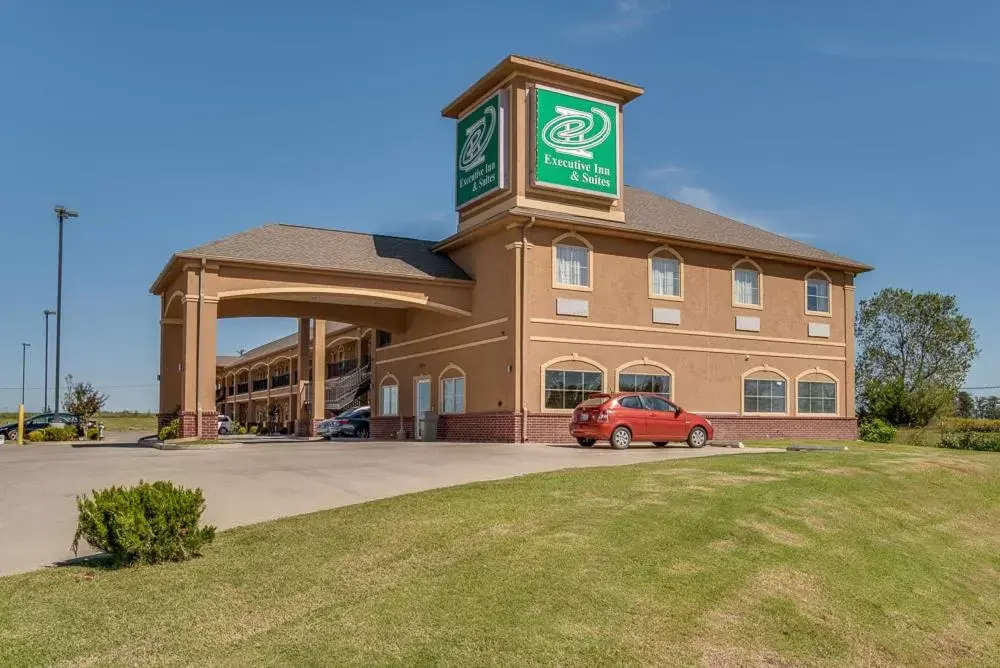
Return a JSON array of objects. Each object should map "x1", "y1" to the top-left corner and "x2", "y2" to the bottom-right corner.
[
  {"x1": 87, "y1": 428, "x2": 100, "y2": 440},
  {"x1": 41, "y1": 426, "x2": 78, "y2": 441},
  {"x1": 158, "y1": 418, "x2": 179, "y2": 441},
  {"x1": 27, "y1": 430, "x2": 46, "y2": 443},
  {"x1": 72, "y1": 480, "x2": 216, "y2": 566},
  {"x1": 860, "y1": 417, "x2": 896, "y2": 443},
  {"x1": 249, "y1": 425, "x2": 258, "y2": 435},
  {"x1": 939, "y1": 431, "x2": 1000, "y2": 452},
  {"x1": 940, "y1": 418, "x2": 1000, "y2": 433},
  {"x1": 237, "y1": 425, "x2": 248, "y2": 435}
]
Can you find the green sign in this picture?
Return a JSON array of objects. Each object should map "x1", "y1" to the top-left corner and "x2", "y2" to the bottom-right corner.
[
  {"x1": 455, "y1": 90, "x2": 506, "y2": 209},
  {"x1": 533, "y1": 85, "x2": 620, "y2": 198}
]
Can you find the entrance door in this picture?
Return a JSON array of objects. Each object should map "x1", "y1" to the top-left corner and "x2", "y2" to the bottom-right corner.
[{"x1": 414, "y1": 378, "x2": 431, "y2": 439}]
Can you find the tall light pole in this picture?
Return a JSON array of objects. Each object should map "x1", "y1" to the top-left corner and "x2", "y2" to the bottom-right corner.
[
  {"x1": 53, "y1": 206, "x2": 78, "y2": 413},
  {"x1": 21, "y1": 343, "x2": 31, "y2": 407},
  {"x1": 43, "y1": 309, "x2": 56, "y2": 411}
]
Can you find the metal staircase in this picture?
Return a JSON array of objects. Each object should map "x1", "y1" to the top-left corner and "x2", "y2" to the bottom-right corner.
[{"x1": 324, "y1": 362, "x2": 371, "y2": 412}]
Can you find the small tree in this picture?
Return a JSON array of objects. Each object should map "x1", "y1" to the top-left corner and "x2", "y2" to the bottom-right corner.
[
  {"x1": 975, "y1": 395, "x2": 1000, "y2": 420},
  {"x1": 856, "y1": 289, "x2": 978, "y2": 426},
  {"x1": 62, "y1": 375, "x2": 109, "y2": 423},
  {"x1": 955, "y1": 391, "x2": 975, "y2": 418}
]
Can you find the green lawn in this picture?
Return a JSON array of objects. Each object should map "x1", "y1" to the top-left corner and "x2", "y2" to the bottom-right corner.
[{"x1": 2, "y1": 446, "x2": 1000, "y2": 666}]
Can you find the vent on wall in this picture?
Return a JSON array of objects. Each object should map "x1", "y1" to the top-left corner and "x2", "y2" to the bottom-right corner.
[
  {"x1": 808, "y1": 322, "x2": 831, "y2": 338},
  {"x1": 556, "y1": 298, "x2": 589, "y2": 317},
  {"x1": 652, "y1": 307, "x2": 681, "y2": 325},
  {"x1": 735, "y1": 315, "x2": 760, "y2": 332}
]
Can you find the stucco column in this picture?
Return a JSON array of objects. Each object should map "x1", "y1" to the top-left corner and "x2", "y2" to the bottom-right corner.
[
  {"x1": 296, "y1": 318, "x2": 310, "y2": 435},
  {"x1": 158, "y1": 320, "x2": 183, "y2": 430},
  {"x1": 180, "y1": 291, "x2": 218, "y2": 438},
  {"x1": 311, "y1": 319, "x2": 327, "y2": 434},
  {"x1": 844, "y1": 275, "x2": 856, "y2": 417}
]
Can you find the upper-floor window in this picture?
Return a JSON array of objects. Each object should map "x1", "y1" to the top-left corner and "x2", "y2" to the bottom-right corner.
[
  {"x1": 648, "y1": 246, "x2": 683, "y2": 299},
  {"x1": 805, "y1": 270, "x2": 832, "y2": 315},
  {"x1": 552, "y1": 233, "x2": 592, "y2": 290},
  {"x1": 376, "y1": 330, "x2": 392, "y2": 348},
  {"x1": 732, "y1": 258, "x2": 762, "y2": 307}
]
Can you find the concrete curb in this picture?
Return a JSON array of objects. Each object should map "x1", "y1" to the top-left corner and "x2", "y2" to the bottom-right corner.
[{"x1": 152, "y1": 442, "x2": 245, "y2": 451}]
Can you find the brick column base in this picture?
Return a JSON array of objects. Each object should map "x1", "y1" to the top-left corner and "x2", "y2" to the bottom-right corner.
[{"x1": 176, "y1": 411, "x2": 219, "y2": 439}]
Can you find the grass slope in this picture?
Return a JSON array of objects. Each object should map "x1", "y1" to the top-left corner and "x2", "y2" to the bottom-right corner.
[{"x1": 2, "y1": 447, "x2": 999, "y2": 666}]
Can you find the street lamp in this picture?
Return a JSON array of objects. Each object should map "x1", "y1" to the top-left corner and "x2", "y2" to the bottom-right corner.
[
  {"x1": 43, "y1": 309, "x2": 56, "y2": 411},
  {"x1": 21, "y1": 343, "x2": 31, "y2": 407},
  {"x1": 53, "y1": 206, "x2": 78, "y2": 413}
]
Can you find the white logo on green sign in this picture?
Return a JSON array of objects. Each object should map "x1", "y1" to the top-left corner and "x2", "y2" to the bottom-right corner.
[
  {"x1": 541, "y1": 105, "x2": 612, "y2": 159},
  {"x1": 534, "y1": 86, "x2": 619, "y2": 198},
  {"x1": 455, "y1": 90, "x2": 507, "y2": 209},
  {"x1": 458, "y1": 105, "x2": 496, "y2": 173}
]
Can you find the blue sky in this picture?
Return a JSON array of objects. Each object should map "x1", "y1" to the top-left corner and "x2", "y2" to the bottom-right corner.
[{"x1": 1, "y1": 0, "x2": 997, "y2": 411}]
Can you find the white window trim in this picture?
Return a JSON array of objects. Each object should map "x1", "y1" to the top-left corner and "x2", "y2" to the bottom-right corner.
[
  {"x1": 378, "y1": 372, "x2": 400, "y2": 416},
  {"x1": 614, "y1": 358, "x2": 676, "y2": 400},
  {"x1": 793, "y1": 368, "x2": 839, "y2": 417},
  {"x1": 804, "y1": 268, "x2": 833, "y2": 318},
  {"x1": 731, "y1": 257, "x2": 763, "y2": 310},
  {"x1": 540, "y1": 354, "x2": 607, "y2": 413},
  {"x1": 551, "y1": 232, "x2": 594, "y2": 293},
  {"x1": 740, "y1": 365, "x2": 789, "y2": 416},
  {"x1": 647, "y1": 245, "x2": 684, "y2": 302},
  {"x1": 438, "y1": 363, "x2": 467, "y2": 414}
]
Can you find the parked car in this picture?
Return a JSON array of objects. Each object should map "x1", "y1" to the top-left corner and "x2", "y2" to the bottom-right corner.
[
  {"x1": 217, "y1": 414, "x2": 234, "y2": 435},
  {"x1": 569, "y1": 393, "x2": 713, "y2": 449},
  {"x1": 319, "y1": 406, "x2": 371, "y2": 439},
  {"x1": 1, "y1": 412, "x2": 82, "y2": 442}
]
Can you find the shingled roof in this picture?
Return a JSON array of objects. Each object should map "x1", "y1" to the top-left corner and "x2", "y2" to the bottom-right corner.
[
  {"x1": 620, "y1": 186, "x2": 871, "y2": 271},
  {"x1": 178, "y1": 225, "x2": 472, "y2": 281}
]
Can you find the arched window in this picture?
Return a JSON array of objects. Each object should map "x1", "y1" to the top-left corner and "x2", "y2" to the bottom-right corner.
[
  {"x1": 732, "y1": 258, "x2": 762, "y2": 308},
  {"x1": 796, "y1": 369, "x2": 838, "y2": 415},
  {"x1": 439, "y1": 364, "x2": 466, "y2": 414},
  {"x1": 552, "y1": 232, "x2": 593, "y2": 291},
  {"x1": 616, "y1": 359, "x2": 674, "y2": 399},
  {"x1": 742, "y1": 367, "x2": 789, "y2": 414},
  {"x1": 379, "y1": 373, "x2": 399, "y2": 416},
  {"x1": 542, "y1": 355, "x2": 606, "y2": 410},
  {"x1": 648, "y1": 246, "x2": 683, "y2": 300},
  {"x1": 805, "y1": 269, "x2": 832, "y2": 316}
]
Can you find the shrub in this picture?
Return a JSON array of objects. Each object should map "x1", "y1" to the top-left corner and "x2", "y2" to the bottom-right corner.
[
  {"x1": 939, "y1": 431, "x2": 1000, "y2": 452},
  {"x1": 939, "y1": 418, "x2": 1000, "y2": 433},
  {"x1": 237, "y1": 425, "x2": 248, "y2": 435},
  {"x1": 72, "y1": 480, "x2": 216, "y2": 566},
  {"x1": 87, "y1": 427, "x2": 100, "y2": 440},
  {"x1": 249, "y1": 425, "x2": 258, "y2": 435},
  {"x1": 859, "y1": 417, "x2": 896, "y2": 443},
  {"x1": 27, "y1": 430, "x2": 46, "y2": 443},
  {"x1": 158, "y1": 418, "x2": 180, "y2": 441},
  {"x1": 42, "y1": 426, "x2": 78, "y2": 441}
]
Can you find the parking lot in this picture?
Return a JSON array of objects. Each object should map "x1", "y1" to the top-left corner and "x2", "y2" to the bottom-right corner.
[{"x1": 0, "y1": 439, "x2": 778, "y2": 576}]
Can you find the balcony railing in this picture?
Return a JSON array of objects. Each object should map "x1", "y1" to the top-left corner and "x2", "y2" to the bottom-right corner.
[
  {"x1": 236, "y1": 382, "x2": 249, "y2": 395},
  {"x1": 252, "y1": 378, "x2": 268, "y2": 392},
  {"x1": 271, "y1": 373, "x2": 290, "y2": 388}
]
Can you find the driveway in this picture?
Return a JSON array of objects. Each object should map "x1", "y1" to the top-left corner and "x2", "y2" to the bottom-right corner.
[{"x1": 0, "y1": 440, "x2": 779, "y2": 576}]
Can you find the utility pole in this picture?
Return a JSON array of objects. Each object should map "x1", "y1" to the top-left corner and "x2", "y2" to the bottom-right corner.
[
  {"x1": 43, "y1": 309, "x2": 56, "y2": 411},
  {"x1": 21, "y1": 343, "x2": 31, "y2": 406},
  {"x1": 53, "y1": 206, "x2": 78, "y2": 413}
]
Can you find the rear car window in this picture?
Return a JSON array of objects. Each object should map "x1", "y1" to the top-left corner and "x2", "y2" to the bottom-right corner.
[
  {"x1": 618, "y1": 395, "x2": 643, "y2": 409},
  {"x1": 578, "y1": 396, "x2": 608, "y2": 409}
]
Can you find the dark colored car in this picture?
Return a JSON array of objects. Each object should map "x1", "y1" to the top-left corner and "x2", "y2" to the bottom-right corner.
[
  {"x1": 569, "y1": 393, "x2": 713, "y2": 449},
  {"x1": 321, "y1": 406, "x2": 371, "y2": 439},
  {"x1": 1, "y1": 412, "x2": 82, "y2": 442}
]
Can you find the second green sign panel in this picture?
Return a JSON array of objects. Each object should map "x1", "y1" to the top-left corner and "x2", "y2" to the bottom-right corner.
[{"x1": 533, "y1": 85, "x2": 620, "y2": 199}]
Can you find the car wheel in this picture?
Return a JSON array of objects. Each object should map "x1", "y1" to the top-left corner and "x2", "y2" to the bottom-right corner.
[
  {"x1": 576, "y1": 438, "x2": 595, "y2": 447},
  {"x1": 687, "y1": 426, "x2": 708, "y2": 448},
  {"x1": 357, "y1": 425, "x2": 370, "y2": 439},
  {"x1": 6, "y1": 429, "x2": 17, "y2": 442},
  {"x1": 653, "y1": 441, "x2": 668, "y2": 447},
  {"x1": 610, "y1": 427, "x2": 632, "y2": 450}
]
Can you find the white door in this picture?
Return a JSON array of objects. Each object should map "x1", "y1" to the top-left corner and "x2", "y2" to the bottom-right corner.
[{"x1": 414, "y1": 378, "x2": 431, "y2": 439}]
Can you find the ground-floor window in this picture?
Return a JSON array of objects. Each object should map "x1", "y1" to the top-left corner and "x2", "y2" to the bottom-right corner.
[
  {"x1": 619, "y1": 372, "x2": 671, "y2": 398},
  {"x1": 798, "y1": 380, "x2": 836, "y2": 414},
  {"x1": 441, "y1": 376, "x2": 465, "y2": 414},
  {"x1": 744, "y1": 378, "x2": 786, "y2": 413},
  {"x1": 545, "y1": 369, "x2": 603, "y2": 410},
  {"x1": 381, "y1": 383, "x2": 399, "y2": 416}
]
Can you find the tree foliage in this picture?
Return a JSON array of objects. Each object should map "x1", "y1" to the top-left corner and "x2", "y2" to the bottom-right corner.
[
  {"x1": 856, "y1": 288, "x2": 977, "y2": 426},
  {"x1": 62, "y1": 375, "x2": 109, "y2": 421},
  {"x1": 954, "y1": 391, "x2": 975, "y2": 418}
]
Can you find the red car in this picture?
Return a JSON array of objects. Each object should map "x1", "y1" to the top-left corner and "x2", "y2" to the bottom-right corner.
[{"x1": 570, "y1": 393, "x2": 713, "y2": 449}]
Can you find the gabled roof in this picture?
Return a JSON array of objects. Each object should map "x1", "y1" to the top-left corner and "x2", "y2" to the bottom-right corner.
[
  {"x1": 620, "y1": 186, "x2": 871, "y2": 271},
  {"x1": 174, "y1": 225, "x2": 472, "y2": 282}
]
